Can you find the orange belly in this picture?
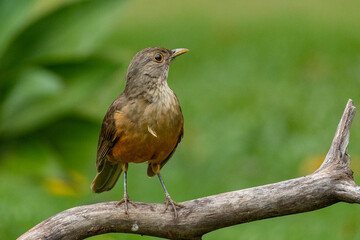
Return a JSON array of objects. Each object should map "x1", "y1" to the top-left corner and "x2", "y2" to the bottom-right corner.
[
  {"x1": 108, "y1": 100, "x2": 183, "y2": 165},
  {"x1": 110, "y1": 128, "x2": 180, "y2": 164}
]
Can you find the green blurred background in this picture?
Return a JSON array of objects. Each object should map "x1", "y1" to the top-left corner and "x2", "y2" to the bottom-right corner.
[{"x1": 1, "y1": 0, "x2": 360, "y2": 239}]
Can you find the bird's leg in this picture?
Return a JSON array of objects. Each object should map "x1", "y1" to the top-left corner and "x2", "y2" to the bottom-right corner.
[
  {"x1": 117, "y1": 170, "x2": 136, "y2": 214},
  {"x1": 157, "y1": 173, "x2": 184, "y2": 218}
]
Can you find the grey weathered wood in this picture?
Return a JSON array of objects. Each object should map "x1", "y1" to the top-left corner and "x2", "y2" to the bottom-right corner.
[{"x1": 18, "y1": 99, "x2": 360, "y2": 240}]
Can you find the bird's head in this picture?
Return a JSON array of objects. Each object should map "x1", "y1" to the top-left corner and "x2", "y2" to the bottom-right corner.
[{"x1": 125, "y1": 47, "x2": 188, "y2": 93}]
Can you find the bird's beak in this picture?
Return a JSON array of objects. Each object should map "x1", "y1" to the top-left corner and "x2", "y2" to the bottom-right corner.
[{"x1": 171, "y1": 48, "x2": 189, "y2": 59}]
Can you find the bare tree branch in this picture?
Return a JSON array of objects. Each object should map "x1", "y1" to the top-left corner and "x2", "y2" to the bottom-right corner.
[{"x1": 19, "y1": 99, "x2": 360, "y2": 240}]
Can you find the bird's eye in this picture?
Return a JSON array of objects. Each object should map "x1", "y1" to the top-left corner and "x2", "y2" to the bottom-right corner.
[{"x1": 154, "y1": 53, "x2": 164, "y2": 63}]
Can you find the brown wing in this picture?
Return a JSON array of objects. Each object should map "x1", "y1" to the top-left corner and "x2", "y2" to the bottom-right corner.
[
  {"x1": 96, "y1": 95, "x2": 126, "y2": 170},
  {"x1": 91, "y1": 95, "x2": 128, "y2": 193}
]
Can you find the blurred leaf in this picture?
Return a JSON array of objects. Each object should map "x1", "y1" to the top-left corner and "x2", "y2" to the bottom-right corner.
[
  {"x1": 0, "y1": 58, "x2": 119, "y2": 136},
  {"x1": 32, "y1": 0, "x2": 84, "y2": 19},
  {"x1": 0, "y1": 0, "x2": 125, "y2": 137},
  {"x1": 0, "y1": 0, "x2": 36, "y2": 57},
  {"x1": 0, "y1": 0, "x2": 125, "y2": 71},
  {"x1": 2, "y1": 67, "x2": 64, "y2": 119}
]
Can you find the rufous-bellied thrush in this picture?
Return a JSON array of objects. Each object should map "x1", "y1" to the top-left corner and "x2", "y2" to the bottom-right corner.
[{"x1": 91, "y1": 47, "x2": 188, "y2": 217}]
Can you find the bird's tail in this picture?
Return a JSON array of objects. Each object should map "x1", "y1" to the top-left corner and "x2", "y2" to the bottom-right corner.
[{"x1": 91, "y1": 160, "x2": 122, "y2": 193}]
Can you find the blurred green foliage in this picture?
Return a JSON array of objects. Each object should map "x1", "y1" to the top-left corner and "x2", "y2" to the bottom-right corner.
[{"x1": 1, "y1": 0, "x2": 360, "y2": 239}]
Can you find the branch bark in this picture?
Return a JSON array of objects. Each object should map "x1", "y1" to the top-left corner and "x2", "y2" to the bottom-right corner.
[{"x1": 19, "y1": 99, "x2": 360, "y2": 240}]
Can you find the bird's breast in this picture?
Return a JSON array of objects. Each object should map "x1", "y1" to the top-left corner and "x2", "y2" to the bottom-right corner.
[
  {"x1": 110, "y1": 84, "x2": 183, "y2": 164},
  {"x1": 145, "y1": 85, "x2": 181, "y2": 127}
]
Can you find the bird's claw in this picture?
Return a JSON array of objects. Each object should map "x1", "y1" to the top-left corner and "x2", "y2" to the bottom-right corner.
[
  {"x1": 163, "y1": 194, "x2": 185, "y2": 218},
  {"x1": 117, "y1": 194, "x2": 136, "y2": 214}
]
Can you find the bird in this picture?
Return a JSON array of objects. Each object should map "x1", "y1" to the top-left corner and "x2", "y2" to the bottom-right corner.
[{"x1": 91, "y1": 47, "x2": 188, "y2": 217}]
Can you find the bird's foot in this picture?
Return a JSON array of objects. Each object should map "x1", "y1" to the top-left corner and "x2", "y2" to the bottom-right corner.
[
  {"x1": 117, "y1": 194, "x2": 136, "y2": 214},
  {"x1": 163, "y1": 194, "x2": 185, "y2": 218}
]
